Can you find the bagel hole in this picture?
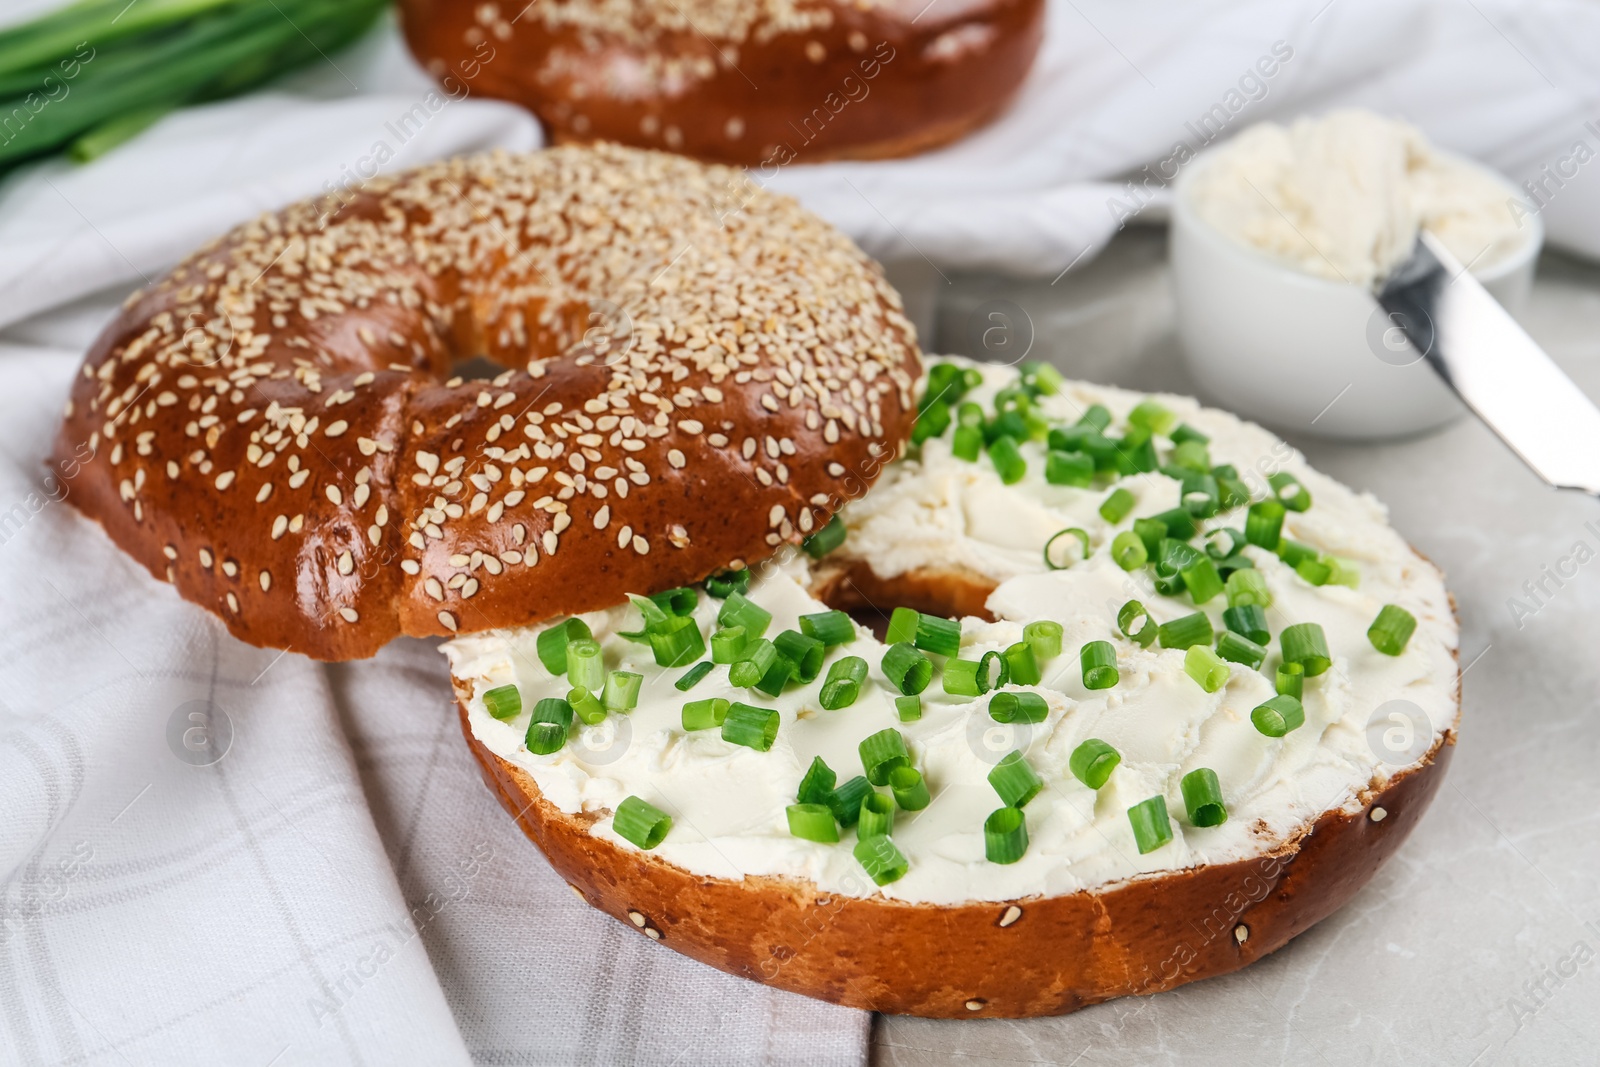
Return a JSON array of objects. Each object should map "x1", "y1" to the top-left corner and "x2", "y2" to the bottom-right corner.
[
  {"x1": 449, "y1": 354, "x2": 510, "y2": 381},
  {"x1": 813, "y1": 561, "x2": 997, "y2": 640}
]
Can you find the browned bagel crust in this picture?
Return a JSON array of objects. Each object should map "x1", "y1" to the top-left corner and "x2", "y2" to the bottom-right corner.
[
  {"x1": 459, "y1": 694, "x2": 1454, "y2": 1017},
  {"x1": 397, "y1": 0, "x2": 1046, "y2": 165},
  {"x1": 52, "y1": 145, "x2": 920, "y2": 661}
]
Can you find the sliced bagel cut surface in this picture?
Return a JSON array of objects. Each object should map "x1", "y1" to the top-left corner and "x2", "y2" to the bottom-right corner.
[{"x1": 442, "y1": 358, "x2": 1459, "y2": 1015}]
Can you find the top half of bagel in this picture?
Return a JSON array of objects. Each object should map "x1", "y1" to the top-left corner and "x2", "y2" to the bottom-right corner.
[{"x1": 51, "y1": 144, "x2": 922, "y2": 660}]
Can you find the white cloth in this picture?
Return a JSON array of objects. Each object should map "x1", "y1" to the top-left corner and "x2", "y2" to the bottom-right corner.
[{"x1": 4, "y1": 3, "x2": 1600, "y2": 1064}]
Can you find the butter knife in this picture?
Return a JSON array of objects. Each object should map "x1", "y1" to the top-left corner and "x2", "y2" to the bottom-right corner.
[{"x1": 1376, "y1": 231, "x2": 1600, "y2": 495}]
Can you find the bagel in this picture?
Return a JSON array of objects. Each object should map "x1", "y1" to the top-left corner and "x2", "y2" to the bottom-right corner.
[
  {"x1": 397, "y1": 0, "x2": 1047, "y2": 165},
  {"x1": 445, "y1": 358, "x2": 1459, "y2": 1017},
  {"x1": 51, "y1": 144, "x2": 921, "y2": 661}
]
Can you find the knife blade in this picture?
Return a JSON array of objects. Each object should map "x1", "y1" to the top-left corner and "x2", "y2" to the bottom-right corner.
[{"x1": 1375, "y1": 231, "x2": 1600, "y2": 496}]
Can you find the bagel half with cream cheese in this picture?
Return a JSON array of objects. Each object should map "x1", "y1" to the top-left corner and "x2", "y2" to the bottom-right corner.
[{"x1": 446, "y1": 358, "x2": 1459, "y2": 1018}]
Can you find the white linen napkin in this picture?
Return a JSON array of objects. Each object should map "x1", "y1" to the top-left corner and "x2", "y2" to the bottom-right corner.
[{"x1": 5, "y1": 3, "x2": 1600, "y2": 1064}]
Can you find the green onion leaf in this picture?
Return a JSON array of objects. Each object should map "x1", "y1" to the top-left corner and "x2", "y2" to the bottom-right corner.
[
  {"x1": 1127, "y1": 399, "x2": 1176, "y2": 435},
  {"x1": 913, "y1": 613, "x2": 962, "y2": 658},
  {"x1": 774, "y1": 629, "x2": 826, "y2": 683},
  {"x1": 1223, "y1": 603, "x2": 1270, "y2": 646},
  {"x1": 1045, "y1": 528, "x2": 1090, "y2": 569},
  {"x1": 1079, "y1": 640, "x2": 1119, "y2": 690},
  {"x1": 797, "y1": 756, "x2": 837, "y2": 805},
  {"x1": 895, "y1": 695, "x2": 923, "y2": 722},
  {"x1": 988, "y1": 435, "x2": 1027, "y2": 484},
  {"x1": 1181, "y1": 556, "x2": 1225, "y2": 605},
  {"x1": 1280, "y1": 622, "x2": 1332, "y2": 676},
  {"x1": 1118, "y1": 600, "x2": 1159, "y2": 647},
  {"x1": 1159, "y1": 611, "x2": 1213, "y2": 650},
  {"x1": 649, "y1": 586, "x2": 699, "y2": 616},
  {"x1": 1276, "y1": 538, "x2": 1319, "y2": 568},
  {"x1": 853, "y1": 834, "x2": 909, "y2": 885},
  {"x1": 704, "y1": 568, "x2": 751, "y2": 599},
  {"x1": 889, "y1": 765, "x2": 931, "y2": 810},
  {"x1": 802, "y1": 514, "x2": 847, "y2": 558},
  {"x1": 912, "y1": 399, "x2": 952, "y2": 445},
  {"x1": 1181, "y1": 472, "x2": 1221, "y2": 518},
  {"x1": 885, "y1": 606, "x2": 919, "y2": 646},
  {"x1": 1276, "y1": 661, "x2": 1305, "y2": 699},
  {"x1": 858, "y1": 792, "x2": 895, "y2": 838},
  {"x1": 1112, "y1": 530, "x2": 1149, "y2": 570},
  {"x1": 674, "y1": 661, "x2": 715, "y2": 691},
  {"x1": 681, "y1": 696, "x2": 730, "y2": 731},
  {"x1": 799, "y1": 610, "x2": 855, "y2": 646},
  {"x1": 1171, "y1": 423, "x2": 1210, "y2": 446},
  {"x1": 711, "y1": 626, "x2": 749, "y2": 664},
  {"x1": 526, "y1": 698, "x2": 574, "y2": 755},
  {"x1": 1133, "y1": 516, "x2": 1167, "y2": 557},
  {"x1": 1078, "y1": 404, "x2": 1113, "y2": 431},
  {"x1": 1002, "y1": 641, "x2": 1041, "y2": 686},
  {"x1": 614, "y1": 796, "x2": 672, "y2": 849},
  {"x1": 1113, "y1": 426, "x2": 1160, "y2": 475},
  {"x1": 1269, "y1": 471, "x2": 1312, "y2": 512},
  {"x1": 721, "y1": 702, "x2": 780, "y2": 751},
  {"x1": 1215, "y1": 630, "x2": 1267, "y2": 669},
  {"x1": 1151, "y1": 507, "x2": 1199, "y2": 541},
  {"x1": 536, "y1": 617, "x2": 592, "y2": 675},
  {"x1": 1368, "y1": 605, "x2": 1417, "y2": 656},
  {"x1": 1069, "y1": 738, "x2": 1120, "y2": 789},
  {"x1": 728, "y1": 638, "x2": 778, "y2": 689},
  {"x1": 1296, "y1": 556, "x2": 1333, "y2": 586},
  {"x1": 717, "y1": 592, "x2": 772, "y2": 641},
  {"x1": 951, "y1": 424, "x2": 983, "y2": 461},
  {"x1": 1099, "y1": 487, "x2": 1136, "y2": 524},
  {"x1": 566, "y1": 638, "x2": 605, "y2": 692},
  {"x1": 569, "y1": 686, "x2": 607, "y2": 725},
  {"x1": 1180, "y1": 768, "x2": 1228, "y2": 827},
  {"x1": 483, "y1": 684, "x2": 522, "y2": 722},
  {"x1": 881, "y1": 642, "x2": 932, "y2": 695},
  {"x1": 603, "y1": 670, "x2": 643, "y2": 712},
  {"x1": 829, "y1": 776, "x2": 874, "y2": 827},
  {"x1": 1184, "y1": 646, "x2": 1230, "y2": 692},
  {"x1": 786, "y1": 803, "x2": 839, "y2": 843},
  {"x1": 819, "y1": 655, "x2": 869, "y2": 710},
  {"x1": 1204, "y1": 528, "x2": 1246, "y2": 561},
  {"x1": 1023, "y1": 620, "x2": 1063, "y2": 661},
  {"x1": 984, "y1": 806, "x2": 1029, "y2": 864},
  {"x1": 988, "y1": 750, "x2": 1044, "y2": 808},
  {"x1": 1226, "y1": 568, "x2": 1272, "y2": 608},
  {"x1": 989, "y1": 691, "x2": 1048, "y2": 724},
  {"x1": 1021, "y1": 361, "x2": 1064, "y2": 396},
  {"x1": 1245, "y1": 500, "x2": 1285, "y2": 549},
  {"x1": 1128, "y1": 795, "x2": 1173, "y2": 854},
  {"x1": 859, "y1": 728, "x2": 911, "y2": 785},
  {"x1": 1251, "y1": 693, "x2": 1305, "y2": 737},
  {"x1": 1045, "y1": 450, "x2": 1095, "y2": 487}
]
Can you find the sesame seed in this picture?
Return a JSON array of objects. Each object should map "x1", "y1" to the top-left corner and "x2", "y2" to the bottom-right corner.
[
  {"x1": 259, "y1": 570, "x2": 271, "y2": 591},
  {"x1": 438, "y1": 611, "x2": 457, "y2": 631},
  {"x1": 340, "y1": 607, "x2": 360, "y2": 623}
]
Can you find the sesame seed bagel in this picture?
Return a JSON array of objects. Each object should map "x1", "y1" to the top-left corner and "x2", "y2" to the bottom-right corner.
[
  {"x1": 52, "y1": 144, "x2": 921, "y2": 661},
  {"x1": 397, "y1": 0, "x2": 1046, "y2": 165}
]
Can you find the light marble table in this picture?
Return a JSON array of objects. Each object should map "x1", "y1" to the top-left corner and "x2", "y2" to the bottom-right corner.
[{"x1": 870, "y1": 229, "x2": 1600, "y2": 1067}]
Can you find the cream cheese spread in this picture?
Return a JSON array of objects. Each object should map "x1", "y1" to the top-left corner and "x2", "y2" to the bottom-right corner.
[
  {"x1": 1186, "y1": 108, "x2": 1525, "y2": 286},
  {"x1": 444, "y1": 359, "x2": 1458, "y2": 906}
]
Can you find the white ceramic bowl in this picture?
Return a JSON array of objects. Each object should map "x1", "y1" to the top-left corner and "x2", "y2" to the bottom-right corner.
[{"x1": 1171, "y1": 150, "x2": 1542, "y2": 440}]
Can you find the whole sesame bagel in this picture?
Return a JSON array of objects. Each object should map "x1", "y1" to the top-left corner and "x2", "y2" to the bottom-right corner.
[
  {"x1": 52, "y1": 144, "x2": 921, "y2": 661},
  {"x1": 397, "y1": 0, "x2": 1046, "y2": 165},
  {"x1": 444, "y1": 360, "x2": 1460, "y2": 1017}
]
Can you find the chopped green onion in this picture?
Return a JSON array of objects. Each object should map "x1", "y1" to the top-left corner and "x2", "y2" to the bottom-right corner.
[
  {"x1": 980, "y1": 650, "x2": 1010, "y2": 690},
  {"x1": 1099, "y1": 487, "x2": 1136, "y2": 523},
  {"x1": 1216, "y1": 475, "x2": 1253, "y2": 511},
  {"x1": 1171, "y1": 423, "x2": 1210, "y2": 446},
  {"x1": 885, "y1": 606, "x2": 919, "y2": 645},
  {"x1": 1269, "y1": 471, "x2": 1312, "y2": 512},
  {"x1": 881, "y1": 643, "x2": 933, "y2": 695},
  {"x1": 1159, "y1": 536, "x2": 1204, "y2": 572},
  {"x1": 1204, "y1": 528, "x2": 1246, "y2": 561},
  {"x1": 1368, "y1": 605, "x2": 1417, "y2": 656},
  {"x1": 1184, "y1": 646, "x2": 1230, "y2": 692},
  {"x1": 799, "y1": 610, "x2": 855, "y2": 646},
  {"x1": 704, "y1": 568, "x2": 751, "y2": 599},
  {"x1": 1128, "y1": 795, "x2": 1173, "y2": 854},
  {"x1": 913, "y1": 613, "x2": 962, "y2": 658},
  {"x1": 989, "y1": 691, "x2": 1048, "y2": 724},
  {"x1": 786, "y1": 803, "x2": 839, "y2": 843},
  {"x1": 1325, "y1": 557, "x2": 1361, "y2": 588},
  {"x1": 1276, "y1": 661, "x2": 1304, "y2": 699},
  {"x1": 1118, "y1": 600, "x2": 1159, "y2": 647},
  {"x1": 1151, "y1": 507, "x2": 1199, "y2": 541},
  {"x1": 984, "y1": 806, "x2": 1029, "y2": 864},
  {"x1": 628, "y1": 592, "x2": 670, "y2": 631},
  {"x1": 721, "y1": 702, "x2": 780, "y2": 751},
  {"x1": 1281, "y1": 622, "x2": 1332, "y2": 676},
  {"x1": 526, "y1": 698, "x2": 574, "y2": 755},
  {"x1": 613, "y1": 796, "x2": 672, "y2": 849},
  {"x1": 912, "y1": 399, "x2": 952, "y2": 446},
  {"x1": 1226, "y1": 568, "x2": 1272, "y2": 608},
  {"x1": 943, "y1": 658, "x2": 983, "y2": 697},
  {"x1": 536, "y1": 617, "x2": 592, "y2": 675},
  {"x1": 889, "y1": 765, "x2": 931, "y2": 810},
  {"x1": 1048, "y1": 426, "x2": 1085, "y2": 453},
  {"x1": 483, "y1": 684, "x2": 522, "y2": 722},
  {"x1": 924, "y1": 362, "x2": 973, "y2": 406},
  {"x1": 1113, "y1": 426, "x2": 1160, "y2": 475},
  {"x1": 774, "y1": 630, "x2": 826, "y2": 683},
  {"x1": 859, "y1": 729, "x2": 911, "y2": 785},
  {"x1": 569, "y1": 686, "x2": 607, "y2": 725},
  {"x1": 797, "y1": 756, "x2": 837, "y2": 805},
  {"x1": 711, "y1": 626, "x2": 749, "y2": 664},
  {"x1": 1223, "y1": 604, "x2": 1270, "y2": 646},
  {"x1": 681, "y1": 696, "x2": 730, "y2": 731},
  {"x1": 988, "y1": 750, "x2": 1044, "y2": 808},
  {"x1": 1245, "y1": 500, "x2": 1284, "y2": 549},
  {"x1": 1251, "y1": 693, "x2": 1305, "y2": 737},
  {"x1": 674, "y1": 661, "x2": 715, "y2": 691},
  {"x1": 1181, "y1": 473, "x2": 1221, "y2": 518},
  {"x1": 1002, "y1": 641, "x2": 1041, "y2": 686},
  {"x1": 988, "y1": 435, "x2": 1027, "y2": 484},
  {"x1": 649, "y1": 586, "x2": 699, "y2": 616},
  {"x1": 1045, "y1": 450, "x2": 1095, "y2": 487},
  {"x1": 1112, "y1": 530, "x2": 1149, "y2": 571},
  {"x1": 717, "y1": 593, "x2": 771, "y2": 640},
  {"x1": 1044, "y1": 528, "x2": 1090, "y2": 569},
  {"x1": 1180, "y1": 768, "x2": 1228, "y2": 827},
  {"x1": 1296, "y1": 556, "x2": 1333, "y2": 586},
  {"x1": 1215, "y1": 552, "x2": 1256, "y2": 578},
  {"x1": 603, "y1": 671, "x2": 643, "y2": 712},
  {"x1": 1159, "y1": 611, "x2": 1213, "y2": 650},
  {"x1": 819, "y1": 656, "x2": 869, "y2": 710},
  {"x1": 829, "y1": 776, "x2": 874, "y2": 827},
  {"x1": 567, "y1": 638, "x2": 605, "y2": 691},
  {"x1": 1023, "y1": 620, "x2": 1063, "y2": 661},
  {"x1": 891, "y1": 695, "x2": 921, "y2": 724},
  {"x1": 1069, "y1": 738, "x2": 1120, "y2": 789},
  {"x1": 1215, "y1": 630, "x2": 1267, "y2": 669},
  {"x1": 1078, "y1": 403, "x2": 1113, "y2": 431},
  {"x1": 1128, "y1": 399, "x2": 1177, "y2": 435},
  {"x1": 1172, "y1": 439, "x2": 1212, "y2": 473},
  {"x1": 803, "y1": 515, "x2": 848, "y2": 558},
  {"x1": 728, "y1": 638, "x2": 779, "y2": 688},
  {"x1": 853, "y1": 834, "x2": 909, "y2": 885},
  {"x1": 1182, "y1": 556, "x2": 1225, "y2": 605},
  {"x1": 1133, "y1": 516, "x2": 1168, "y2": 557},
  {"x1": 1080, "y1": 640, "x2": 1119, "y2": 690},
  {"x1": 1021, "y1": 361, "x2": 1064, "y2": 395},
  {"x1": 1276, "y1": 538, "x2": 1319, "y2": 568},
  {"x1": 951, "y1": 424, "x2": 983, "y2": 461},
  {"x1": 858, "y1": 792, "x2": 895, "y2": 838}
]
